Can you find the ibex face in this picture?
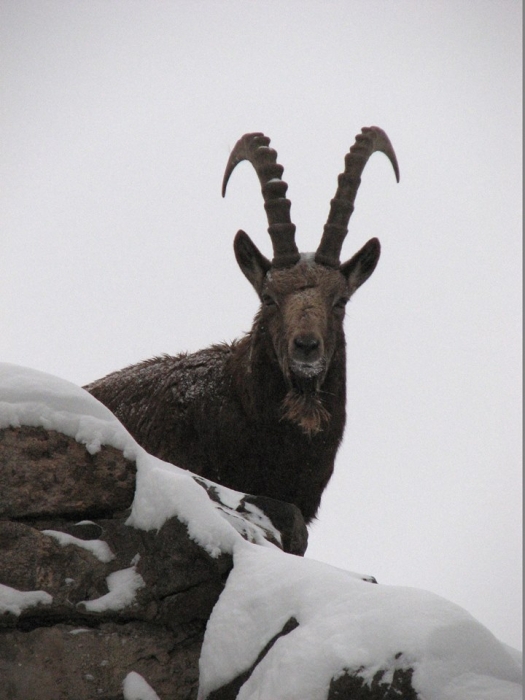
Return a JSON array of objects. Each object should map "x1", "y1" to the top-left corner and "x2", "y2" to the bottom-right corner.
[
  {"x1": 261, "y1": 248, "x2": 379, "y2": 377},
  {"x1": 223, "y1": 128, "x2": 399, "y2": 435},
  {"x1": 258, "y1": 258, "x2": 362, "y2": 435},
  {"x1": 264, "y1": 259, "x2": 347, "y2": 384}
]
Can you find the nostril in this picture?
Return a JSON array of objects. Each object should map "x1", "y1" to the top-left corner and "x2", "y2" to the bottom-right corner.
[
  {"x1": 294, "y1": 336, "x2": 319, "y2": 350},
  {"x1": 293, "y1": 335, "x2": 321, "y2": 359}
]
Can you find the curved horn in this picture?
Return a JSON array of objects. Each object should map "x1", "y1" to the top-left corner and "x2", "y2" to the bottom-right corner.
[
  {"x1": 222, "y1": 133, "x2": 300, "y2": 268},
  {"x1": 315, "y1": 127, "x2": 400, "y2": 268}
]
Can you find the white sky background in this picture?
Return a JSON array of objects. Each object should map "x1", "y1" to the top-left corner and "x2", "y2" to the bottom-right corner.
[{"x1": 1, "y1": 0, "x2": 521, "y2": 650}]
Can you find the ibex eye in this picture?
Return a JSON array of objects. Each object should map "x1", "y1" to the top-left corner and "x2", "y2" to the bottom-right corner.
[{"x1": 262, "y1": 294, "x2": 276, "y2": 306}]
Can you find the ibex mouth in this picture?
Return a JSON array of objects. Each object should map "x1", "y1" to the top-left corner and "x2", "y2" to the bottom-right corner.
[{"x1": 290, "y1": 359, "x2": 325, "y2": 393}]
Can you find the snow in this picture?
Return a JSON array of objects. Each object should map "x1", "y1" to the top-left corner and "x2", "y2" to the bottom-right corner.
[
  {"x1": 192, "y1": 476, "x2": 283, "y2": 548},
  {"x1": 0, "y1": 583, "x2": 52, "y2": 616},
  {"x1": 79, "y1": 566, "x2": 145, "y2": 613},
  {"x1": 199, "y1": 544, "x2": 522, "y2": 699},
  {"x1": 42, "y1": 529, "x2": 115, "y2": 563},
  {"x1": 68, "y1": 628, "x2": 91, "y2": 635},
  {"x1": 123, "y1": 672, "x2": 161, "y2": 700},
  {"x1": 237, "y1": 500, "x2": 281, "y2": 544},
  {"x1": 0, "y1": 363, "x2": 136, "y2": 456},
  {"x1": 126, "y1": 454, "x2": 240, "y2": 557},
  {"x1": 1, "y1": 362, "x2": 522, "y2": 698}
]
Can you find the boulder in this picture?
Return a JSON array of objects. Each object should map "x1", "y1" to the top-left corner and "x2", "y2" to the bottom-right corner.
[
  {"x1": 0, "y1": 425, "x2": 307, "y2": 700},
  {"x1": 0, "y1": 425, "x2": 136, "y2": 519}
]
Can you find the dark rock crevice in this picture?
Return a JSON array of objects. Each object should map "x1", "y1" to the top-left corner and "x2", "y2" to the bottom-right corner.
[{"x1": 207, "y1": 616, "x2": 300, "y2": 700}]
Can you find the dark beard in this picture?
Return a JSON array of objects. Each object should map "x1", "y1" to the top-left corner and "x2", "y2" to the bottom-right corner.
[{"x1": 281, "y1": 385, "x2": 331, "y2": 436}]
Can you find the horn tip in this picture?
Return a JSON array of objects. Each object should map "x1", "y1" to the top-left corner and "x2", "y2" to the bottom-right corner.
[{"x1": 363, "y1": 125, "x2": 400, "y2": 183}]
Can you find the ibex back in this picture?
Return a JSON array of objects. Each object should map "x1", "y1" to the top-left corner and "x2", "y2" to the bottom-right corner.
[{"x1": 86, "y1": 128, "x2": 399, "y2": 523}]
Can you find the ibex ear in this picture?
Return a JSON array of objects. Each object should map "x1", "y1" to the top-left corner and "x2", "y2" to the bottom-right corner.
[
  {"x1": 340, "y1": 237, "x2": 381, "y2": 293},
  {"x1": 234, "y1": 230, "x2": 271, "y2": 296}
]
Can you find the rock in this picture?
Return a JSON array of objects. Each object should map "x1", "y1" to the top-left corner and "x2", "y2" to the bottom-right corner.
[
  {"x1": 0, "y1": 425, "x2": 308, "y2": 700},
  {"x1": 0, "y1": 515, "x2": 230, "y2": 629},
  {"x1": 0, "y1": 426, "x2": 136, "y2": 519},
  {"x1": 194, "y1": 477, "x2": 308, "y2": 556},
  {"x1": 328, "y1": 664, "x2": 418, "y2": 699},
  {"x1": 0, "y1": 513, "x2": 225, "y2": 699},
  {"x1": 0, "y1": 622, "x2": 200, "y2": 700}
]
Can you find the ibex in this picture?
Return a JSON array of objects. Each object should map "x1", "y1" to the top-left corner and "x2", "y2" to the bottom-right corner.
[{"x1": 86, "y1": 127, "x2": 399, "y2": 523}]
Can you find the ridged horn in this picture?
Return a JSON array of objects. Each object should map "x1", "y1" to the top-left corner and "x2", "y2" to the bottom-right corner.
[
  {"x1": 315, "y1": 127, "x2": 400, "y2": 268},
  {"x1": 222, "y1": 132, "x2": 300, "y2": 268}
]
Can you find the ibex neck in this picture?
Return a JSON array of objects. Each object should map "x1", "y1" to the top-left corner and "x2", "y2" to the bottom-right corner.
[{"x1": 228, "y1": 333, "x2": 282, "y2": 415}]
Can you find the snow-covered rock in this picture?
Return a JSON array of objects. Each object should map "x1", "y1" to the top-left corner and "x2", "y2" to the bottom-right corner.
[
  {"x1": 0, "y1": 363, "x2": 521, "y2": 699},
  {"x1": 0, "y1": 583, "x2": 52, "y2": 616},
  {"x1": 199, "y1": 544, "x2": 522, "y2": 699},
  {"x1": 0, "y1": 363, "x2": 307, "y2": 699}
]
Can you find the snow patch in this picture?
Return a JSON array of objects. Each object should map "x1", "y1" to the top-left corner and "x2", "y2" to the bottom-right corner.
[
  {"x1": 68, "y1": 628, "x2": 91, "y2": 635},
  {"x1": 0, "y1": 583, "x2": 52, "y2": 616},
  {"x1": 126, "y1": 455, "x2": 240, "y2": 557},
  {"x1": 0, "y1": 363, "x2": 138, "y2": 457},
  {"x1": 122, "y1": 671, "x2": 161, "y2": 700},
  {"x1": 42, "y1": 530, "x2": 115, "y2": 563},
  {"x1": 242, "y1": 501, "x2": 282, "y2": 543},
  {"x1": 214, "y1": 502, "x2": 281, "y2": 548},
  {"x1": 192, "y1": 477, "x2": 282, "y2": 549},
  {"x1": 79, "y1": 566, "x2": 145, "y2": 613}
]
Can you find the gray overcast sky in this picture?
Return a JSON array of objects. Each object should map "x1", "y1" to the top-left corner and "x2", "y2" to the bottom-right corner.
[{"x1": 1, "y1": 1, "x2": 522, "y2": 649}]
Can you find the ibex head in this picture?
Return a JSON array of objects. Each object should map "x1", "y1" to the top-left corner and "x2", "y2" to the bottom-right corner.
[{"x1": 222, "y1": 128, "x2": 399, "y2": 435}]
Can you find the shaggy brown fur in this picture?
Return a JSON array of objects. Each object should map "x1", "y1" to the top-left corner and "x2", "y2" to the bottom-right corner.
[
  {"x1": 87, "y1": 257, "x2": 366, "y2": 522},
  {"x1": 86, "y1": 129, "x2": 399, "y2": 523},
  {"x1": 281, "y1": 387, "x2": 332, "y2": 436}
]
